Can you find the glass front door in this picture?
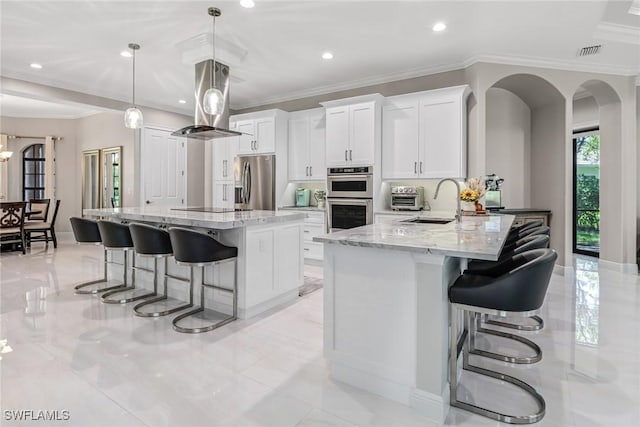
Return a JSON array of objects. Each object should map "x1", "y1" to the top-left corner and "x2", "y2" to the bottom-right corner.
[{"x1": 573, "y1": 129, "x2": 600, "y2": 257}]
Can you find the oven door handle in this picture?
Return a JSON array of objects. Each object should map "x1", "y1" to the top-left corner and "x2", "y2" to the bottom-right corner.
[{"x1": 327, "y1": 175, "x2": 372, "y2": 182}]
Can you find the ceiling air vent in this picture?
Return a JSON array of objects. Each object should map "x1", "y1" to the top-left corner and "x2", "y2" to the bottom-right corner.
[{"x1": 577, "y1": 45, "x2": 602, "y2": 57}]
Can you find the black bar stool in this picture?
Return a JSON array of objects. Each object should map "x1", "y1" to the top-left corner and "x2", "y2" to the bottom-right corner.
[
  {"x1": 168, "y1": 227, "x2": 238, "y2": 334},
  {"x1": 449, "y1": 248, "x2": 557, "y2": 424},
  {"x1": 129, "y1": 223, "x2": 193, "y2": 317},
  {"x1": 70, "y1": 217, "x2": 128, "y2": 295},
  {"x1": 509, "y1": 219, "x2": 544, "y2": 234},
  {"x1": 467, "y1": 234, "x2": 550, "y2": 333},
  {"x1": 98, "y1": 221, "x2": 156, "y2": 304}
]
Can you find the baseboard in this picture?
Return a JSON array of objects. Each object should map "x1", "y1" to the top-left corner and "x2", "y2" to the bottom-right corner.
[
  {"x1": 553, "y1": 264, "x2": 573, "y2": 276},
  {"x1": 304, "y1": 258, "x2": 323, "y2": 267},
  {"x1": 238, "y1": 288, "x2": 299, "y2": 319},
  {"x1": 410, "y1": 387, "x2": 449, "y2": 424}
]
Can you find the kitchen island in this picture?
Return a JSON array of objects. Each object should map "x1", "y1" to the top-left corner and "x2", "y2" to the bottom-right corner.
[
  {"x1": 314, "y1": 213, "x2": 515, "y2": 423},
  {"x1": 84, "y1": 207, "x2": 306, "y2": 319}
]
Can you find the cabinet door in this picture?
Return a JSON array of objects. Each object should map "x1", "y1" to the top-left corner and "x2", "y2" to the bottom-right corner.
[
  {"x1": 325, "y1": 106, "x2": 350, "y2": 167},
  {"x1": 254, "y1": 117, "x2": 275, "y2": 153},
  {"x1": 275, "y1": 224, "x2": 302, "y2": 293},
  {"x1": 419, "y1": 98, "x2": 464, "y2": 178},
  {"x1": 349, "y1": 102, "x2": 376, "y2": 166},
  {"x1": 382, "y1": 100, "x2": 420, "y2": 179},
  {"x1": 212, "y1": 182, "x2": 233, "y2": 209},
  {"x1": 212, "y1": 138, "x2": 229, "y2": 181},
  {"x1": 307, "y1": 114, "x2": 326, "y2": 180},
  {"x1": 245, "y1": 228, "x2": 275, "y2": 307},
  {"x1": 236, "y1": 120, "x2": 255, "y2": 154},
  {"x1": 288, "y1": 116, "x2": 310, "y2": 180}
]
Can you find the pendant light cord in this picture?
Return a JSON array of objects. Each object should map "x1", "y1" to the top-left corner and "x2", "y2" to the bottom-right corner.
[
  {"x1": 212, "y1": 11, "x2": 217, "y2": 90},
  {"x1": 132, "y1": 47, "x2": 136, "y2": 106}
]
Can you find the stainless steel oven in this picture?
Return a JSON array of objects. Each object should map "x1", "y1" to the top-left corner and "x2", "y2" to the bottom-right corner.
[
  {"x1": 327, "y1": 198, "x2": 373, "y2": 232},
  {"x1": 326, "y1": 166, "x2": 374, "y2": 232},
  {"x1": 326, "y1": 166, "x2": 373, "y2": 199}
]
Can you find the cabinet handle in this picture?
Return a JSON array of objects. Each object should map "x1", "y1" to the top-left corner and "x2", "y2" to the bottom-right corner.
[
  {"x1": 414, "y1": 161, "x2": 417, "y2": 174},
  {"x1": 254, "y1": 140, "x2": 258, "y2": 150},
  {"x1": 223, "y1": 160, "x2": 227, "y2": 177},
  {"x1": 304, "y1": 248, "x2": 310, "y2": 252},
  {"x1": 304, "y1": 230, "x2": 310, "y2": 233},
  {"x1": 345, "y1": 150, "x2": 348, "y2": 161},
  {"x1": 306, "y1": 166, "x2": 309, "y2": 176},
  {"x1": 310, "y1": 166, "x2": 312, "y2": 176},
  {"x1": 349, "y1": 150, "x2": 352, "y2": 161},
  {"x1": 420, "y1": 161, "x2": 423, "y2": 173}
]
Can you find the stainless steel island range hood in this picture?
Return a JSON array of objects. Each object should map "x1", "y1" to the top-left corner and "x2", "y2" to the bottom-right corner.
[{"x1": 172, "y1": 59, "x2": 241, "y2": 140}]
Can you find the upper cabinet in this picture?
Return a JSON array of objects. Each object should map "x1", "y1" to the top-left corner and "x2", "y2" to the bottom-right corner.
[
  {"x1": 322, "y1": 95, "x2": 383, "y2": 167},
  {"x1": 288, "y1": 108, "x2": 326, "y2": 181},
  {"x1": 230, "y1": 109, "x2": 288, "y2": 155},
  {"x1": 382, "y1": 85, "x2": 470, "y2": 180}
]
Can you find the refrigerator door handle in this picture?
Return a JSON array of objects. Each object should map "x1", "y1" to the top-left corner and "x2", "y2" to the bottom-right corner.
[{"x1": 245, "y1": 162, "x2": 252, "y2": 204}]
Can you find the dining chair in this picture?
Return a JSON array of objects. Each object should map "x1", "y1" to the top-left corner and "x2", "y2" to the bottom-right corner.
[
  {"x1": 27, "y1": 198, "x2": 50, "y2": 223},
  {"x1": 0, "y1": 202, "x2": 27, "y2": 254},
  {"x1": 25, "y1": 200, "x2": 61, "y2": 248}
]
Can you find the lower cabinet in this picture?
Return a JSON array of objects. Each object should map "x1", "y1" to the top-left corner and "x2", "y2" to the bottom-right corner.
[
  {"x1": 303, "y1": 211, "x2": 326, "y2": 262},
  {"x1": 244, "y1": 222, "x2": 303, "y2": 311}
]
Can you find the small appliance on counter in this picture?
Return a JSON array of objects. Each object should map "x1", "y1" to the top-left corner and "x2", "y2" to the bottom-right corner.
[
  {"x1": 296, "y1": 188, "x2": 311, "y2": 207},
  {"x1": 484, "y1": 173, "x2": 505, "y2": 210},
  {"x1": 313, "y1": 190, "x2": 326, "y2": 208},
  {"x1": 391, "y1": 186, "x2": 426, "y2": 211}
]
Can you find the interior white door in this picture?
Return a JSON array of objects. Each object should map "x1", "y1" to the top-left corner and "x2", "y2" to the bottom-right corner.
[
  {"x1": 349, "y1": 102, "x2": 375, "y2": 166},
  {"x1": 142, "y1": 127, "x2": 186, "y2": 207},
  {"x1": 382, "y1": 100, "x2": 420, "y2": 179}
]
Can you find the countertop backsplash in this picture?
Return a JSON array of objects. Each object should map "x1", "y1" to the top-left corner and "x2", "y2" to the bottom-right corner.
[
  {"x1": 281, "y1": 181, "x2": 326, "y2": 208},
  {"x1": 380, "y1": 179, "x2": 464, "y2": 212}
]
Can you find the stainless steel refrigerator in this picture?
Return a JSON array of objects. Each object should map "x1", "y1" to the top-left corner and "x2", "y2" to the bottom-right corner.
[{"x1": 234, "y1": 155, "x2": 276, "y2": 211}]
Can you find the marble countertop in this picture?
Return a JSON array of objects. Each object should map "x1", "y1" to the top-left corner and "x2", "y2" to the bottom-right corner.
[
  {"x1": 279, "y1": 206, "x2": 326, "y2": 212},
  {"x1": 314, "y1": 214, "x2": 515, "y2": 260},
  {"x1": 375, "y1": 209, "x2": 455, "y2": 217},
  {"x1": 83, "y1": 207, "x2": 306, "y2": 230}
]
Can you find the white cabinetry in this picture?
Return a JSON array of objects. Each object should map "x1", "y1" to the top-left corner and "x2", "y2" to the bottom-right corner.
[
  {"x1": 288, "y1": 108, "x2": 326, "y2": 181},
  {"x1": 231, "y1": 110, "x2": 287, "y2": 155},
  {"x1": 322, "y1": 95, "x2": 383, "y2": 167},
  {"x1": 382, "y1": 85, "x2": 470, "y2": 179},
  {"x1": 279, "y1": 209, "x2": 326, "y2": 262},
  {"x1": 210, "y1": 136, "x2": 237, "y2": 210}
]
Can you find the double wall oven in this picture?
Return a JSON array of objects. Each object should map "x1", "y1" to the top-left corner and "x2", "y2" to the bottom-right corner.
[{"x1": 326, "y1": 166, "x2": 373, "y2": 232}]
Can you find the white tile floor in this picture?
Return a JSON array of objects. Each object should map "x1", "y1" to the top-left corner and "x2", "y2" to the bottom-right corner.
[{"x1": 1, "y1": 235, "x2": 639, "y2": 426}]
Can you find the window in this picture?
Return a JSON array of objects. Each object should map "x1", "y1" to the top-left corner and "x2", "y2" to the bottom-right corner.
[
  {"x1": 23, "y1": 144, "x2": 46, "y2": 201},
  {"x1": 573, "y1": 128, "x2": 600, "y2": 257}
]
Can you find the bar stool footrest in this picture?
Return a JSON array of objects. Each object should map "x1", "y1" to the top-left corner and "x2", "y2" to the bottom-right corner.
[
  {"x1": 470, "y1": 325, "x2": 542, "y2": 364},
  {"x1": 74, "y1": 279, "x2": 125, "y2": 295},
  {"x1": 172, "y1": 307, "x2": 236, "y2": 334},
  {"x1": 101, "y1": 287, "x2": 157, "y2": 304},
  {"x1": 133, "y1": 296, "x2": 193, "y2": 317},
  {"x1": 485, "y1": 315, "x2": 544, "y2": 332}
]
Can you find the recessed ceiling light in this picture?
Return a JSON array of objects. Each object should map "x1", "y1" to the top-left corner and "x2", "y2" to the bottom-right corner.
[
  {"x1": 30, "y1": 63, "x2": 43, "y2": 69},
  {"x1": 120, "y1": 51, "x2": 133, "y2": 58},
  {"x1": 322, "y1": 52, "x2": 334, "y2": 60},
  {"x1": 178, "y1": 99, "x2": 186, "y2": 104},
  {"x1": 432, "y1": 22, "x2": 447, "y2": 32},
  {"x1": 240, "y1": 0, "x2": 255, "y2": 8}
]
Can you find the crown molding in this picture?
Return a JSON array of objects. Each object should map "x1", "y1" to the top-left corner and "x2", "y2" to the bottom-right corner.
[
  {"x1": 232, "y1": 53, "x2": 639, "y2": 110},
  {"x1": 593, "y1": 22, "x2": 640, "y2": 45}
]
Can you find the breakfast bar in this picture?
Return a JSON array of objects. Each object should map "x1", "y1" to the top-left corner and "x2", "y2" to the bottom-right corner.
[
  {"x1": 314, "y1": 213, "x2": 515, "y2": 423},
  {"x1": 84, "y1": 206, "x2": 306, "y2": 319}
]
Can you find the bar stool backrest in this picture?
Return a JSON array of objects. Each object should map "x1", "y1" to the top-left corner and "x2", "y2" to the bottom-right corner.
[
  {"x1": 129, "y1": 223, "x2": 172, "y2": 256},
  {"x1": 97, "y1": 220, "x2": 134, "y2": 249},
  {"x1": 513, "y1": 235, "x2": 550, "y2": 255},
  {"x1": 169, "y1": 227, "x2": 238, "y2": 264},
  {"x1": 70, "y1": 217, "x2": 101, "y2": 243},
  {"x1": 525, "y1": 225, "x2": 550, "y2": 238}
]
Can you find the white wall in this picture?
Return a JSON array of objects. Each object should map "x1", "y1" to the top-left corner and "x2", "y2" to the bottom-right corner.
[
  {"x1": 486, "y1": 88, "x2": 531, "y2": 208},
  {"x1": 573, "y1": 96, "x2": 599, "y2": 129},
  {"x1": 0, "y1": 117, "x2": 78, "y2": 232}
]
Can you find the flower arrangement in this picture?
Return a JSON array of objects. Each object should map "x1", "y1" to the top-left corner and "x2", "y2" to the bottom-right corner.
[{"x1": 459, "y1": 177, "x2": 486, "y2": 202}]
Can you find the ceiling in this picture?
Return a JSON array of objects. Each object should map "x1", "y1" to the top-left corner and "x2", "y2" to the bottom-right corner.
[{"x1": 1, "y1": 0, "x2": 638, "y2": 117}]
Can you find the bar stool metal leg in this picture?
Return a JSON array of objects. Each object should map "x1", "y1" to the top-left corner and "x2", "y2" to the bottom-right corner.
[
  {"x1": 172, "y1": 259, "x2": 237, "y2": 334},
  {"x1": 133, "y1": 257, "x2": 194, "y2": 317},
  {"x1": 484, "y1": 313, "x2": 544, "y2": 331},
  {"x1": 74, "y1": 248, "x2": 129, "y2": 294},
  {"x1": 470, "y1": 312, "x2": 542, "y2": 364},
  {"x1": 449, "y1": 306, "x2": 546, "y2": 424},
  {"x1": 101, "y1": 250, "x2": 157, "y2": 304}
]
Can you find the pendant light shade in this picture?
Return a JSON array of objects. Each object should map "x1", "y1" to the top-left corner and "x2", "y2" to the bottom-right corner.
[
  {"x1": 203, "y1": 7, "x2": 224, "y2": 115},
  {"x1": 124, "y1": 43, "x2": 143, "y2": 129}
]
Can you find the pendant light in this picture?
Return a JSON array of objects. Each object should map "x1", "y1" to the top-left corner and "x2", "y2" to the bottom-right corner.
[
  {"x1": 124, "y1": 43, "x2": 143, "y2": 129},
  {"x1": 202, "y1": 7, "x2": 224, "y2": 115}
]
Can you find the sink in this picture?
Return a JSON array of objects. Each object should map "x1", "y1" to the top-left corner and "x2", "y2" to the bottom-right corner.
[{"x1": 401, "y1": 217, "x2": 455, "y2": 225}]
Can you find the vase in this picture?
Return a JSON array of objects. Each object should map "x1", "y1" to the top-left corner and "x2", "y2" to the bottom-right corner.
[{"x1": 462, "y1": 201, "x2": 475, "y2": 211}]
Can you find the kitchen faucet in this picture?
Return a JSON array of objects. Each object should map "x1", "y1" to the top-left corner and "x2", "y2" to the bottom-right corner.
[{"x1": 434, "y1": 178, "x2": 462, "y2": 223}]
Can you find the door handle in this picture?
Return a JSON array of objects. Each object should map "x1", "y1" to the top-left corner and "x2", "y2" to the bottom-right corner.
[
  {"x1": 310, "y1": 166, "x2": 312, "y2": 176},
  {"x1": 420, "y1": 161, "x2": 423, "y2": 174},
  {"x1": 345, "y1": 150, "x2": 348, "y2": 161},
  {"x1": 414, "y1": 161, "x2": 417, "y2": 174},
  {"x1": 223, "y1": 160, "x2": 227, "y2": 177},
  {"x1": 306, "y1": 166, "x2": 309, "y2": 176},
  {"x1": 145, "y1": 200, "x2": 151, "y2": 204},
  {"x1": 349, "y1": 150, "x2": 352, "y2": 161}
]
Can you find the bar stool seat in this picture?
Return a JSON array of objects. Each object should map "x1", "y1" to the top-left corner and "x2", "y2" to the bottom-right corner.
[
  {"x1": 449, "y1": 248, "x2": 557, "y2": 424},
  {"x1": 168, "y1": 227, "x2": 238, "y2": 334},
  {"x1": 98, "y1": 221, "x2": 157, "y2": 304},
  {"x1": 129, "y1": 223, "x2": 193, "y2": 317},
  {"x1": 70, "y1": 217, "x2": 128, "y2": 295}
]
